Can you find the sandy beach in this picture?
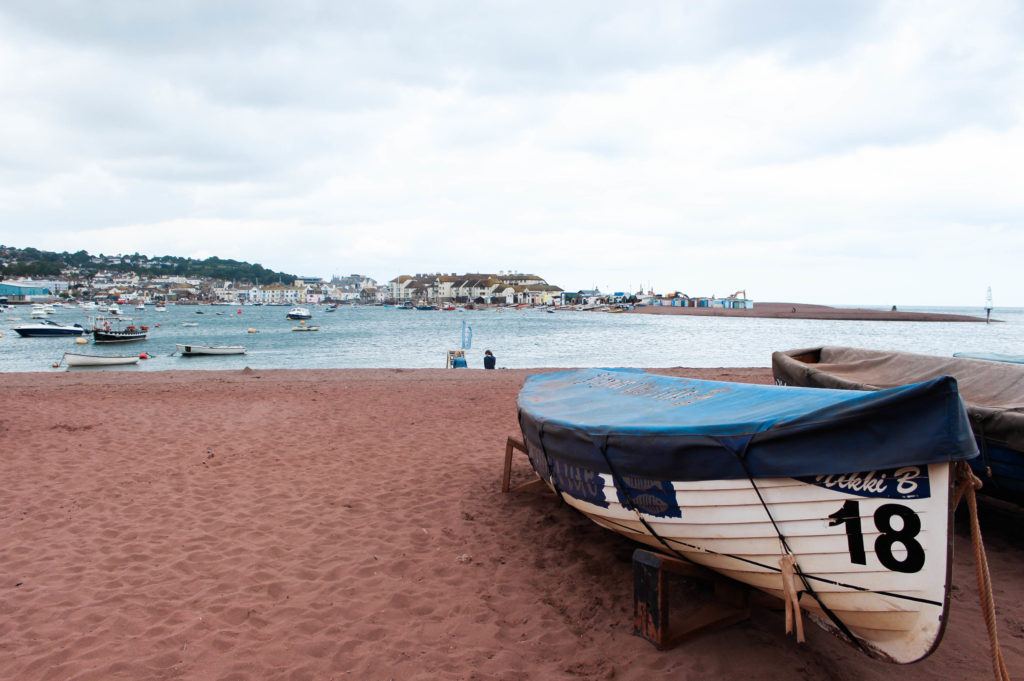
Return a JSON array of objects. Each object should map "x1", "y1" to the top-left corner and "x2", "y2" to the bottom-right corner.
[
  {"x1": 629, "y1": 302, "x2": 990, "y2": 322},
  {"x1": 1, "y1": 368, "x2": 1021, "y2": 681}
]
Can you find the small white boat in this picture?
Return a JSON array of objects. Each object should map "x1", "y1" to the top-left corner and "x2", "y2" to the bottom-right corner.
[
  {"x1": 286, "y1": 306, "x2": 312, "y2": 320},
  {"x1": 135, "y1": 303, "x2": 146, "y2": 310},
  {"x1": 292, "y1": 324, "x2": 320, "y2": 332},
  {"x1": 154, "y1": 305, "x2": 167, "y2": 312},
  {"x1": 64, "y1": 352, "x2": 140, "y2": 367},
  {"x1": 181, "y1": 321, "x2": 199, "y2": 327},
  {"x1": 108, "y1": 304, "x2": 122, "y2": 315},
  {"x1": 175, "y1": 344, "x2": 246, "y2": 356}
]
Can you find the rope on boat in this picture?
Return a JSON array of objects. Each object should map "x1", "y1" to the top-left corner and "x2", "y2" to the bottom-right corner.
[
  {"x1": 592, "y1": 435, "x2": 695, "y2": 566},
  {"x1": 953, "y1": 461, "x2": 1012, "y2": 681},
  {"x1": 779, "y1": 554, "x2": 806, "y2": 643},
  {"x1": 731, "y1": 444, "x2": 866, "y2": 653}
]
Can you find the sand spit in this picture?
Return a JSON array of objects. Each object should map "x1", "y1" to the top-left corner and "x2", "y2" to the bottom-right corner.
[
  {"x1": 1, "y1": 368, "x2": 1020, "y2": 680},
  {"x1": 629, "y1": 302, "x2": 990, "y2": 322}
]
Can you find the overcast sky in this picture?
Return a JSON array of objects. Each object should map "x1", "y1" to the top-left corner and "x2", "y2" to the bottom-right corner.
[{"x1": 1, "y1": 1, "x2": 1021, "y2": 305}]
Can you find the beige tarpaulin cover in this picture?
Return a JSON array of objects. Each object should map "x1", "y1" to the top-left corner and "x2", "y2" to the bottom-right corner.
[{"x1": 772, "y1": 346, "x2": 1024, "y2": 452}]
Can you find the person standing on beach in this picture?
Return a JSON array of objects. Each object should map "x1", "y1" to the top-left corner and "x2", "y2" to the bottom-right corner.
[{"x1": 483, "y1": 350, "x2": 496, "y2": 370}]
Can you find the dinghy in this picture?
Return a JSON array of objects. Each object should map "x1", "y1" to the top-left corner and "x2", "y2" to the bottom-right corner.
[
  {"x1": 952, "y1": 352, "x2": 1024, "y2": 365},
  {"x1": 64, "y1": 352, "x2": 139, "y2": 367},
  {"x1": 175, "y1": 344, "x2": 246, "y2": 356},
  {"x1": 773, "y1": 347, "x2": 1024, "y2": 504},
  {"x1": 516, "y1": 368, "x2": 977, "y2": 664}
]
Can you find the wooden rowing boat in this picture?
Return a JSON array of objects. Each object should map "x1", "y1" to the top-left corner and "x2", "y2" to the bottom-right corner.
[
  {"x1": 175, "y1": 344, "x2": 246, "y2": 356},
  {"x1": 516, "y1": 368, "x2": 978, "y2": 663},
  {"x1": 64, "y1": 352, "x2": 139, "y2": 367}
]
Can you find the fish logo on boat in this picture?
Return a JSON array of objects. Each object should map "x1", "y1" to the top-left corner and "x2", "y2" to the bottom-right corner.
[
  {"x1": 552, "y1": 460, "x2": 608, "y2": 508},
  {"x1": 618, "y1": 475, "x2": 682, "y2": 518},
  {"x1": 797, "y1": 465, "x2": 930, "y2": 500}
]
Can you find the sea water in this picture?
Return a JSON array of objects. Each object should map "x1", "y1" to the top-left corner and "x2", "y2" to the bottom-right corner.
[{"x1": 1, "y1": 305, "x2": 1021, "y2": 372}]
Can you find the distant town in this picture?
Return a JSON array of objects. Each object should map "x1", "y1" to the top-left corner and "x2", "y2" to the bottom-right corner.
[{"x1": 0, "y1": 245, "x2": 754, "y2": 309}]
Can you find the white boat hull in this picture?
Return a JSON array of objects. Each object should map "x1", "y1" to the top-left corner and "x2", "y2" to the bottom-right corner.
[
  {"x1": 175, "y1": 344, "x2": 246, "y2": 356},
  {"x1": 64, "y1": 353, "x2": 139, "y2": 367},
  {"x1": 540, "y1": 460, "x2": 952, "y2": 664}
]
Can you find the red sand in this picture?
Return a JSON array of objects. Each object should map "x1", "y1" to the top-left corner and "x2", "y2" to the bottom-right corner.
[
  {"x1": 629, "y1": 302, "x2": 989, "y2": 322},
  {"x1": 1, "y1": 368, "x2": 1020, "y2": 681}
]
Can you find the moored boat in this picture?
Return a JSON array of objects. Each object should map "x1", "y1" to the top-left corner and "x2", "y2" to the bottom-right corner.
[
  {"x1": 773, "y1": 346, "x2": 1024, "y2": 504},
  {"x1": 952, "y1": 352, "x2": 1024, "y2": 365},
  {"x1": 175, "y1": 344, "x2": 246, "y2": 356},
  {"x1": 12, "y1": 320, "x2": 88, "y2": 337},
  {"x1": 64, "y1": 352, "x2": 140, "y2": 367},
  {"x1": 286, "y1": 306, "x2": 312, "y2": 320},
  {"x1": 516, "y1": 368, "x2": 977, "y2": 663},
  {"x1": 92, "y1": 317, "x2": 148, "y2": 343}
]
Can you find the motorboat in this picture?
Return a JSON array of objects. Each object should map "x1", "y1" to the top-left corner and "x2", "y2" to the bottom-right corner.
[
  {"x1": 175, "y1": 344, "x2": 246, "y2": 356},
  {"x1": 291, "y1": 322, "x2": 320, "y2": 331},
  {"x1": 180, "y1": 321, "x2": 199, "y2": 327},
  {"x1": 154, "y1": 304, "x2": 167, "y2": 312},
  {"x1": 286, "y1": 306, "x2": 312, "y2": 320},
  {"x1": 13, "y1": 320, "x2": 88, "y2": 337},
  {"x1": 516, "y1": 368, "x2": 978, "y2": 664},
  {"x1": 107, "y1": 304, "x2": 122, "y2": 315},
  {"x1": 63, "y1": 352, "x2": 139, "y2": 367},
  {"x1": 92, "y1": 317, "x2": 148, "y2": 343}
]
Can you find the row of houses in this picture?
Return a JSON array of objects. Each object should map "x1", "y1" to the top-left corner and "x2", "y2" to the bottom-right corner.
[
  {"x1": 387, "y1": 272, "x2": 564, "y2": 305},
  {"x1": 216, "y1": 276, "x2": 380, "y2": 305},
  {"x1": 3, "y1": 272, "x2": 752, "y2": 309},
  {"x1": 647, "y1": 290, "x2": 754, "y2": 309}
]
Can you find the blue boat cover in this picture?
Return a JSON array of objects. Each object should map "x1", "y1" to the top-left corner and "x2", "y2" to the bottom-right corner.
[{"x1": 517, "y1": 369, "x2": 978, "y2": 481}]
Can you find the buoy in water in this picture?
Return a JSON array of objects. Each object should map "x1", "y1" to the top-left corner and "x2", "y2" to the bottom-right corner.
[
  {"x1": 75, "y1": 337, "x2": 87, "y2": 345},
  {"x1": 139, "y1": 352, "x2": 149, "y2": 360},
  {"x1": 247, "y1": 327, "x2": 258, "y2": 334},
  {"x1": 237, "y1": 308, "x2": 243, "y2": 315}
]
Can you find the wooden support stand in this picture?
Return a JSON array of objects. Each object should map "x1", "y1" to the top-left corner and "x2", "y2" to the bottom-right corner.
[
  {"x1": 633, "y1": 548, "x2": 750, "y2": 650},
  {"x1": 501, "y1": 436, "x2": 545, "y2": 493}
]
